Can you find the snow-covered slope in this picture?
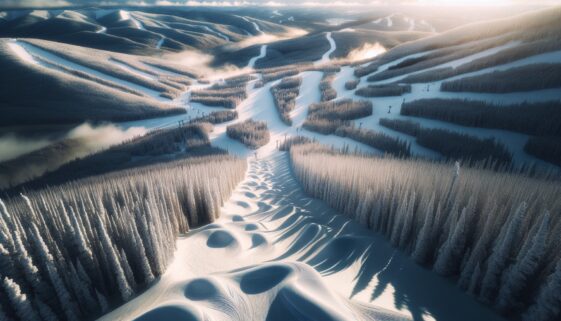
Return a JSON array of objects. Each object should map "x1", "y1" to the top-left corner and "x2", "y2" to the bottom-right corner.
[{"x1": 100, "y1": 154, "x2": 505, "y2": 321}]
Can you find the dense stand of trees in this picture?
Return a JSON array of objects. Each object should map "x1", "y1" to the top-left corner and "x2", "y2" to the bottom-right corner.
[
  {"x1": 400, "y1": 99, "x2": 561, "y2": 137},
  {"x1": 256, "y1": 69, "x2": 299, "y2": 87},
  {"x1": 524, "y1": 137, "x2": 561, "y2": 167},
  {"x1": 303, "y1": 99, "x2": 373, "y2": 135},
  {"x1": 417, "y1": 128, "x2": 512, "y2": 166},
  {"x1": 319, "y1": 72, "x2": 337, "y2": 102},
  {"x1": 190, "y1": 110, "x2": 238, "y2": 124},
  {"x1": 379, "y1": 118, "x2": 420, "y2": 136},
  {"x1": 270, "y1": 77, "x2": 302, "y2": 125},
  {"x1": 355, "y1": 84, "x2": 411, "y2": 97},
  {"x1": 0, "y1": 155, "x2": 246, "y2": 320},
  {"x1": 379, "y1": 118, "x2": 513, "y2": 166},
  {"x1": 190, "y1": 87, "x2": 247, "y2": 109},
  {"x1": 334, "y1": 126, "x2": 411, "y2": 157},
  {"x1": 441, "y1": 64, "x2": 561, "y2": 93},
  {"x1": 290, "y1": 144, "x2": 561, "y2": 321},
  {"x1": 279, "y1": 136, "x2": 315, "y2": 151},
  {"x1": 345, "y1": 79, "x2": 359, "y2": 90},
  {"x1": 226, "y1": 119, "x2": 270, "y2": 149}
]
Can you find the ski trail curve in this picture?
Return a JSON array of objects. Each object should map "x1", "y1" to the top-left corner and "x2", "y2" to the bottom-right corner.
[
  {"x1": 99, "y1": 153, "x2": 507, "y2": 321},
  {"x1": 247, "y1": 45, "x2": 267, "y2": 69},
  {"x1": 316, "y1": 32, "x2": 336, "y2": 65}
]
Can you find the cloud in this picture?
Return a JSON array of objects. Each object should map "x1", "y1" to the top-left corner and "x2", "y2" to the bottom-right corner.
[
  {"x1": 0, "y1": 123, "x2": 146, "y2": 188},
  {"x1": 0, "y1": 134, "x2": 52, "y2": 162}
]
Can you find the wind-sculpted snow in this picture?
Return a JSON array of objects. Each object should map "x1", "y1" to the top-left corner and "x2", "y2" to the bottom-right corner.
[{"x1": 101, "y1": 154, "x2": 507, "y2": 321}]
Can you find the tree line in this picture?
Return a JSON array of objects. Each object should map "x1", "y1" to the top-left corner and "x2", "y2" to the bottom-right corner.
[
  {"x1": 290, "y1": 144, "x2": 561, "y2": 321},
  {"x1": 270, "y1": 76, "x2": 301, "y2": 125},
  {"x1": 0, "y1": 155, "x2": 246, "y2": 320},
  {"x1": 226, "y1": 119, "x2": 270, "y2": 149},
  {"x1": 379, "y1": 117, "x2": 513, "y2": 166}
]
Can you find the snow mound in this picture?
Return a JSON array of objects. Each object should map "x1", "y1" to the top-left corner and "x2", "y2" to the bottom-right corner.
[
  {"x1": 206, "y1": 229, "x2": 239, "y2": 249},
  {"x1": 134, "y1": 304, "x2": 202, "y2": 321}
]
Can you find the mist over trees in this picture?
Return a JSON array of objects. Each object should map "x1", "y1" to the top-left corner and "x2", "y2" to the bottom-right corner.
[
  {"x1": 290, "y1": 144, "x2": 561, "y2": 321},
  {"x1": 0, "y1": 156, "x2": 246, "y2": 320}
]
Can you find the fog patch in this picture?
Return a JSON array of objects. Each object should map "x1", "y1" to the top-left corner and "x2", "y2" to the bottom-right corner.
[
  {"x1": 0, "y1": 123, "x2": 146, "y2": 189},
  {"x1": 346, "y1": 42, "x2": 386, "y2": 61},
  {"x1": 0, "y1": 135, "x2": 52, "y2": 162},
  {"x1": 66, "y1": 122, "x2": 146, "y2": 151}
]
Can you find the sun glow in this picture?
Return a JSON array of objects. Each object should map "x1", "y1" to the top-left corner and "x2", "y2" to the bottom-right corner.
[{"x1": 416, "y1": 0, "x2": 512, "y2": 5}]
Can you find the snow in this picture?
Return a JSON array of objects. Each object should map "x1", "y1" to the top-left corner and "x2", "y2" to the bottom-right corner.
[
  {"x1": 316, "y1": 32, "x2": 336, "y2": 65},
  {"x1": 109, "y1": 58, "x2": 156, "y2": 81},
  {"x1": 96, "y1": 26, "x2": 107, "y2": 34},
  {"x1": 119, "y1": 10, "x2": 145, "y2": 30},
  {"x1": 373, "y1": 41, "x2": 522, "y2": 84},
  {"x1": 13, "y1": 40, "x2": 167, "y2": 101},
  {"x1": 421, "y1": 19, "x2": 436, "y2": 33},
  {"x1": 156, "y1": 37, "x2": 165, "y2": 49},
  {"x1": 326, "y1": 18, "x2": 352, "y2": 26},
  {"x1": 7, "y1": 39, "x2": 39, "y2": 65},
  {"x1": 247, "y1": 45, "x2": 267, "y2": 69},
  {"x1": 202, "y1": 26, "x2": 230, "y2": 41},
  {"x1": 332, "y1": 65, "x2": 555, "y2": 167},
  {"x1": 241, "y1": 16, "x2": 262, "y2": 34},
  {"x1": 141, "y1": 62, "x2": 190, "y2": 78},
  {"x1": 99, "y1": 152, "x2": 507, "y2": 321},
  {"x1": 405, "y1": 17, "x2": 415, "y2": 31}
]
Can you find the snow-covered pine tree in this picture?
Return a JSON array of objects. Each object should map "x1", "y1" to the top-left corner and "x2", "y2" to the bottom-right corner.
[
  {"x1": 434, "y1": 206, "x2": 469, "y2": 276},
  {"x1": 523, "y1": 256, "x2": 561, "y2": 321},
  {"x1": 496, "y1": 212, "x2": 550, "y2": 312},
  {"x1": 458, "y1": 202, "x2": 499, "y2": 291},
  {"x1": 3, "y1": 277, "x2": 40, "y2": 321},
  {"x1": 479, "y1": 202, "x2": 527, "y2": 304},
  {"x1": 95, "y1": 215, "x2": 133, "y2": 301},
  {"x1": 412, "y1": 194, "x2": 436, "y2": 264}
]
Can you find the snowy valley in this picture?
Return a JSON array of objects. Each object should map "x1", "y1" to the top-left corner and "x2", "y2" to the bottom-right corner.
[{"x1": 0, "y1": 3, "x2": 560, "y2": 321}]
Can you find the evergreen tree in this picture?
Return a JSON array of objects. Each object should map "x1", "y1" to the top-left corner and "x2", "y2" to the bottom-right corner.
[{"x1": 3, "y1": 277, "x2": 40, "y2": 321}]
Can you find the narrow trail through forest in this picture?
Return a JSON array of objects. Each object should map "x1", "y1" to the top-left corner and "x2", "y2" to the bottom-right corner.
[{"x1": 100, "y1": 153, "x2": 505, "y2": 321}]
